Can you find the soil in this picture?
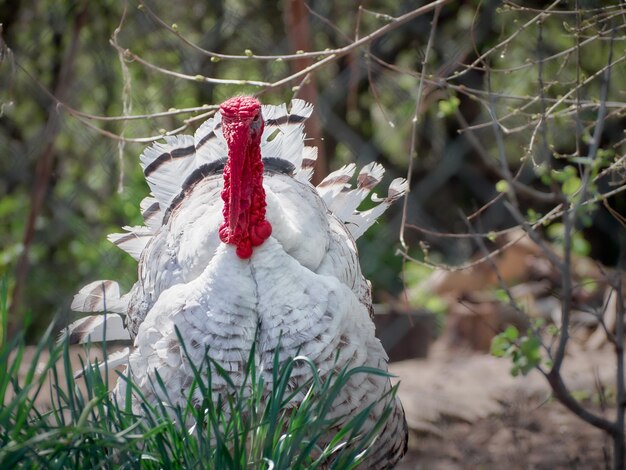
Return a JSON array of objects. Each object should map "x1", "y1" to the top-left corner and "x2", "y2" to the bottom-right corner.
[
  {"x1": 391, "y1": 342, "x2": 618, "y2": 469},
  {"x1": 398, "y1": 399, "x2": 611, "y2": 469}
]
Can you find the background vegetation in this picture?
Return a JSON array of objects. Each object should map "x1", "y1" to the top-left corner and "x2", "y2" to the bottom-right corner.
[
  {"x1": 1, "y1": 0, "x2": 623, "y2": 332},
  {"x1": 1, "y1": 0, "x2": 625, "y2": 466}
]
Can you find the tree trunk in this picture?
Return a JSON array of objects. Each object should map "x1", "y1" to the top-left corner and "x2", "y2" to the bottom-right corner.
[{"x1": 283, "y1": 0, "x2": 327, "y2": 184}]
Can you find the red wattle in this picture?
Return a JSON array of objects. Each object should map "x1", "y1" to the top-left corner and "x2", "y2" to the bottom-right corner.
[
  {"x1": 250, "y1": 220, "x2": 272, "y2": 246},
  {"x1": 218, "y1": 225, "x2": 229, "y2": 243},
  {"x1": 219, "y1": 96, "x2": 272, "y2": 259},
  {"x1": 236, "y1": 239, "x2": 253, "y2": 259}
]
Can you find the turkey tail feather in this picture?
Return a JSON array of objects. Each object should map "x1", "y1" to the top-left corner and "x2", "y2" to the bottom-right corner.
[
  {"x1": 298, "y1": 146, "x2": 318, "y2": 182},
  {"x1": 68, "y1": 280, "x2": 132, "y2": 344},
  {"x1": 71, "y1": 280, "x2": 129, "y2": 314},
  {"x1": 261, "y1": 99, "x2": 316, "y2": 181},
  {"x1": 140, "y1": 196, "x2": 163, "y2": 232},
  {"x1": 194, "y1": 114, "x2": 227, "y2": 163},
  {"x1": 140, "y1": 135, "x2": 198, "y2": 209},
  {"x1": 326, "y1": 162, "x2": 386, "y2": 222},
  {"x1": 346, "y1": 177, "x2": 409, "y2": 240},
  {"x1": 316, "y1": 163, "x2": 357, "y2": 207},
  {"x1": 107, "y1": 226, "x2": 153, "y2": 261},
  {"x1": 59, "y1": 314, "x2": 131, "y2": 344},
  {"x1": 315, "y1": 163, "x2": 407, "y2": 240}
]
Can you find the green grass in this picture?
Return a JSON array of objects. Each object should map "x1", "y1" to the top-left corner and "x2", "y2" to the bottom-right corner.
[{"x1": 0, "y1": 279, "x2": 397, "y2": 469}]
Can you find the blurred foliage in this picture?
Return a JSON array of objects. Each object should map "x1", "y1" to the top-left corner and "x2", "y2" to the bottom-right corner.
[
  {"x1": 402, "y1": 262, "x2": 447, "y2": 316},
  {"x1": 1, "y1": 0, "x2": 624, "y2": 337},
  {"x1": 490, "y1": 324, "x2": 543, "y2": 377}
]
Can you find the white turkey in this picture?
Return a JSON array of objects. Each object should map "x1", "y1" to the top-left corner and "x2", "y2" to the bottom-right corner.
[{"x1": 69, "y1": 96, "x2": 408, "y2": 468}]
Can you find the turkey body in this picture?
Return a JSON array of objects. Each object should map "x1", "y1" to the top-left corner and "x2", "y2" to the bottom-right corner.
[{"x1": 71, "y1": 98, "x2": 408, "y2": 468}]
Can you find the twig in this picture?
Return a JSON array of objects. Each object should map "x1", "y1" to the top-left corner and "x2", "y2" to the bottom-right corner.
[
  {"x1": 460, "y1": 211, "x2": 550, "y2": 353},
  {"x1": 14, "y1": 60, "x2": 218, "y2": 121},
  {"x1": 453, "y1": 0, "x2": 562, "y2": 81},
  {"x1": 553, "y1": 20, "x2": 614, "y2": 375},
  {"x1": 137, "y1": 0, "x2": 450, "y2": 65},
  {"x1": 115, "y1": 47, "x2": 272, "y2": 87},
  {"x1": 399, "y1": 2, "x2": 443, "y2": 250},
  {"x1": 455, "y1": 27, "x2": 626, "y2": 75},
  {"x1": 370, "y1": 49, "x2": 626, "y2": 108},
  {"x1": 135, "y1": 0, "x2": 452, "y2": 90},
  {"x1": 265, "y1": 0, "x2": 453, "y2": 92},
  {"x1": 113, "y1": 3, "x2": 130, "y2": 193},
  {"x1": 483, "y1": 64, "x2": 566, "y2": 271},
  {"x1": 400, "y1": 179, "x2": 626, "y2": 273}
]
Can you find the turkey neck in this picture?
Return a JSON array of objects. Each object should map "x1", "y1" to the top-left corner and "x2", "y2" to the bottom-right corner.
[{"x1": 219, "y1": 116, "x2": 272, "y2": 259}]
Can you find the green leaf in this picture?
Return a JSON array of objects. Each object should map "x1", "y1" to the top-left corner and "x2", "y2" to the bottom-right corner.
[
  {"x1": 503, "y1": 325, "x2": 519, "y2": 341},
  {"x1": 490, "y1": 335, "x2": 509, "y2": 357}
]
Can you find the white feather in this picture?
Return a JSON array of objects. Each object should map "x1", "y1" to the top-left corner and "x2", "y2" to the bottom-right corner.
[
  {"x1": 140, "y1": 135, "x2": 197, "y2": 208},
  {"x1": 140, "y1": 196, "x2": 163, "y2": 232},
  {"x1": 71, "y1": 280, "x2": 129, "y2": 314},
  {"x1": 61, "y1": 314, "x2": 130, "y2": 344},
  {"x1": 346, "y1": 177, "x2": 409, "y2": 239},
  {"x1": 297, "y1": 146, "x2": 318, "y2": 182},
  {"x1": 261, "y1": 100, "x2": 314, "y2": 173},
  {"x1": 316, "y1": 163, "x2": 357, "y2": 207},
  {"x1": 328, "y1": 162, "x2": 386, "y2": 221},
  {"x1": 193, "y1": 113, "x2": 227, "y2": 164},
  {"x1": 107, "y1": 226, "x2": 153, "y2": 261}
]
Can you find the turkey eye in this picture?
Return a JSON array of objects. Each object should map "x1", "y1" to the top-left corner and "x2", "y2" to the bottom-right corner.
[{"x1": 253, "y1": 114, "x2": 260, "y2": 121}]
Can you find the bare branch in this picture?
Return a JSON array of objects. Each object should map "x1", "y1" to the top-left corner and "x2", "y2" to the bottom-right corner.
[{"x1": 399, "y1": 2, "x2": 443, "y2": 250}]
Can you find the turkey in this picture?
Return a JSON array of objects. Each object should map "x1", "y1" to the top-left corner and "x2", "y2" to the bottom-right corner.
[{"x1": 68, "y1": 96, "x2": 408, "y2": 468}]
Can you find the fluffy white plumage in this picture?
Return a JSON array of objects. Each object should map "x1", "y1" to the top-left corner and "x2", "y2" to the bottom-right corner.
[{"x1": 70, "y1": 99, "x2": 408, "y2": 468}]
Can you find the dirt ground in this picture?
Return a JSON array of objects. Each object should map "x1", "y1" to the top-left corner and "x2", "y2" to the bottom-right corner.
[
  {"x1": 391, "y1": 342, "x2": 618, "y2": 470},
  {"x1": 397, "y1": 398, "x2": 611, "y2": 469}
]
